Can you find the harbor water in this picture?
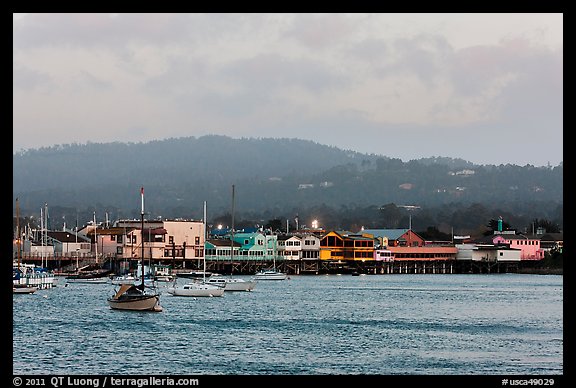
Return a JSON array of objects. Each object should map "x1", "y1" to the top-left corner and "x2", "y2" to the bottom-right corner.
[{"x1": 13, "y1": 273, "x2": 563, "y2": 376}]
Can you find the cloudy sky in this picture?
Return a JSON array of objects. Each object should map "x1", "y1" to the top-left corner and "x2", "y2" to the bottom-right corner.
[{"x1": 13, "y1": 13, "x2": 563, "y2": 166}]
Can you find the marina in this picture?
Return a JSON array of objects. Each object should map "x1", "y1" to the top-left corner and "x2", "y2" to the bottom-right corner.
[{"x1": 12, "y1": 273, "x2": 562, "y2": 375}]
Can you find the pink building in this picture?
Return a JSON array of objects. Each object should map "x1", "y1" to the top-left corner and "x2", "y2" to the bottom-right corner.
[
  {"x1": 501, "y1": 234, "x2": 544, "y2": 260},
  {"x1": 488, "y1": 232, "x2": 544, "y2": 260}
]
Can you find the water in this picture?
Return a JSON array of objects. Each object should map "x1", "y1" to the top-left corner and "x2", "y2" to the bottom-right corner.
[{"x1": 13, "y1": 274, "x2": 563, "y2": 375}]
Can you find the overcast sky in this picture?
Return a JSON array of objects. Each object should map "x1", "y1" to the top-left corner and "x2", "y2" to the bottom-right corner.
[{"x1": 13, "y1": 13, "x2": 563, "y2": 166}]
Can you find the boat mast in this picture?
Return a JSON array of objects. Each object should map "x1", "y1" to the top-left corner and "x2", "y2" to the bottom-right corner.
[
  {"x1": 94, "y1": 211, "x2": 98, "y2": 264},
  {"x1": 230, "y1": 184, "x2": 235, "y2": 277},
  {"x1": 16, "y1": 198, "x2": 21, "y2": 271},
  {"x1": 203, "y1": 200, "x2": 207, "y2": 283},
  {"x1": 140, "y1": 187, "x2": 145, "y2": 291},
  {"x1": 44, "y1": 203, "x2": 48, "y2": 269}
]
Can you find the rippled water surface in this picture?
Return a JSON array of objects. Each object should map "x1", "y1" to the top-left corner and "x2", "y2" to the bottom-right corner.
[{"x1": 13, "y1": 274, "x2": 563, "y2": 375}]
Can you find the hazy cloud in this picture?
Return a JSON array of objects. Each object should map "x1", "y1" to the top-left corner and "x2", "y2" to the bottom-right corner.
[{"x1": 13, "y1": 13, "x2": 563, "y2": 166}]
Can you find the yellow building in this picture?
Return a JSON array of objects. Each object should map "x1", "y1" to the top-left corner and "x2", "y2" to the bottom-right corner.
[{"x1": 319, "y1": 231, "x2": 374, "y2": 261}]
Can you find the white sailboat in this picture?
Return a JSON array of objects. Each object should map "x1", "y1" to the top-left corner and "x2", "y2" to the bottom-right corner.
[
  {"x1": 166, "y1": 201, "x2": 224, "y2": 297},
  {"x1": 107, "y1": 187, "x2": 162, "y2": 312},
  {"x1": 253, "y1": 268, "x2": 287, "y2": 280},
  {"x1": 254, "y1": 220, "x2": 287, "y2": 281},
  {"x1": 215, "y1": 184, "x2": 258, "y2": 291}
]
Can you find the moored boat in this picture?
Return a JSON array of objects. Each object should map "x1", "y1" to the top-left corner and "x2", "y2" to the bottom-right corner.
[
  {"x1": 166, "y1": 280, "x2": 225, "y2": 297},
  {"x1": 13, "y1": 284, "x2": 38, "y2": 294},
  {"x1": 107, "y1": 187, "x2": 162, "y2": 312},
  {"x1": 205, "y1": 274, "x2": 257, "y2": 291},
  {"x1": 166, "y1": 201, "x2": 225, "y2": 298},
  {"x1": 66, "y1": 269, "x2": 111, "y2": 284},
  {"x1": 253, "y1": 269, "x2": 287, "y2": 280},
  {"x1": 107, "y1": 283, "x2": 162, "y2": 311}
]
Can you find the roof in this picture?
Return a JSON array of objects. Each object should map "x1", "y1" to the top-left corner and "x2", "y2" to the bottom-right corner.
[
  {"x1": 540, "y1": 233, "x2": 563, "y2": 241},
  {"x1": 362, "y1": 229, "x2": 410, "y2": 240},
  {"x1": 47, "y1": 231, "x2": 90, "y2": 243},
  {"x1": 388, "y1": 246, "x2": 458, "y2": 254},
  {"x1": 206, "y1": 239, "x2": 241, "y2": 248},
  {"x1": 471, "y1": 234, "x2": 507, "y2": 244},
  {"x1": 90, "y1": 227, "x2": 135, "y2": 236},
  {"x1": 345, "y1": 235, "x2": 374, "y2": 241}
]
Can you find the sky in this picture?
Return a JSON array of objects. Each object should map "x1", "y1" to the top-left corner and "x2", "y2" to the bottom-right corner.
[{"x1": 13, "y1": 13, "x2": 563, "y2": 167}]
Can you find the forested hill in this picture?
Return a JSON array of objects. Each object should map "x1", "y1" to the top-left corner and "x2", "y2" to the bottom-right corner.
[{"x1": 13, "y1": 135, "x2": 563, "y2": 233}]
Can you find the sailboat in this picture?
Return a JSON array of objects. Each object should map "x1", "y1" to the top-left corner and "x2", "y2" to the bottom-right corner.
[
  {"x1": 13, "y1": 198, "x2": 38, "y2": 294},
  {"x1": 207, "y1": 184, "x2": 257, "y2": 291},
  {"x1": 107, "y1": 187, "x2": 162, "y2": 312},
  {"x1": 166, "y1": 201, "x2": 224, "y2": 297},
  {"x1": 254, "y1": 219, "x2": 287, "y2": 281},
  {"x1": 253, "y1": 267, "x2": 287, "y2": 281}
]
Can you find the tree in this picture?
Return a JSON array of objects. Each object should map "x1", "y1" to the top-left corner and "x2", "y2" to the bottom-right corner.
[
  {"x1": 417, "y1": 226, "x2": 452, "y2": 241},
  {"x1": 379, "y1": 203, "x2": 403, "y2": 228},
  {"x1": 265, "y1": 219, "x2": 283, "y2": 232},
  {"x1": 484, "y1": 218, "x2": 513, "y2": 236},
  {"x1": 530, "y1": 218, "x2": 561, "y2": 233}
]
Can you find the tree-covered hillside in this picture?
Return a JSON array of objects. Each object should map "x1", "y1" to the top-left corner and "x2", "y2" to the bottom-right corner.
[{"x1": 13, "y1": 135, "x2": 563, "y2": 236}]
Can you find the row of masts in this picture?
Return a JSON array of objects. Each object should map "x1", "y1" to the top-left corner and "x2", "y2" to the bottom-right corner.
[
  {"x1": 15, "y1": 200, "x2": 50, "y2": 269},
  {"x1": 15, "y1": 186, "x2": 241, "y2": 274}
]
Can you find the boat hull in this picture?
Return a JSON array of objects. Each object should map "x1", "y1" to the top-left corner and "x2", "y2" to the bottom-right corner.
[
  {"x1": 253, "y1": 271, "x2": 287, "y2": 280},
  {"x1": 167, "y1": 284, "x2": 225, "y2": 297},
  {"x1": 205, "y1": 276, "x2": 257, "y2": 291},
  {"x1": 107, "y1": 294, "x2": 162, "y2": 311},
  {"x1": 224, "y1": 280, "x2": 257, "y2": 291},
  {"x1": 13, "y1": 285, "x2": 38, "y2": 294},
  {"x1": 67, "y1": 277, "x2": 109, "y2": 284}
]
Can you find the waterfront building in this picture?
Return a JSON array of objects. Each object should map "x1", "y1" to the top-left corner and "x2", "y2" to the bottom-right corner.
[
  {"x1": 456, "y1": 243, "x2": 521, "y2": 262},
  {"x1": 300, "y1": 234, "x2": 320, "y2": 260},
  {"x1": 472, "y1": 231, "x2": 544, "y2": 261},
  {"x1": 361, "y1": 228, "x2": 425, "y2": 248},
  {"x1": 231, "y1": 231, "x2": 278, "y2": 261},
  {"x1": 319, "y1": 231, "x2": 375, "y2": 261},
  {"x1": 362, "y1": 228, "x2": 458, "y2": 264},
  {"x1": 204, "y1": 238, "x2": 242, "y2": 262},
  {"x1": 277, "y1": 234, "x2": 302, "y2": 260}
]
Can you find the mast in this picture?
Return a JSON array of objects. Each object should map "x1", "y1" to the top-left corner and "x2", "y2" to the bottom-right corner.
[
  {"x1": 94, "y1": 211, "x2": 98, "y2": 264},
  {"x1": 203, "y1": 200, "x2": 207, "y2": 283},
  {"x1": 230, "y1": 184, "x2": 235, "y2": 277},
  {"x1": 44, "y1": 203, "x2": 48, "y2": 269},
  {"x1": 40, "y1": 206, "x2": 43, "y2": 268},
  {"x1": 16, "y1": 198, "x2": 21, "y2": 271},
  {"x1": 140, "y1": 187, "x2": 145, "y2": 290}
]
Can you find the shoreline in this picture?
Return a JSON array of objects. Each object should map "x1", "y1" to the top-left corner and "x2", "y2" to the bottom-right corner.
[{"x1": 516, "y1": 267, "x2": 563, "y2": 275}]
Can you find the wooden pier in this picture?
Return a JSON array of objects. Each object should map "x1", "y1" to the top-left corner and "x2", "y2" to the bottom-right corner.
[{"x1": 18, "y1": 254, "x2": 524, "y2": 276}]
